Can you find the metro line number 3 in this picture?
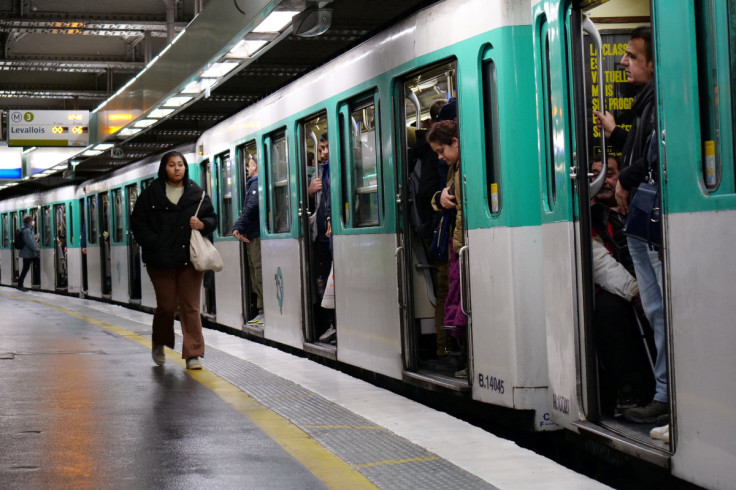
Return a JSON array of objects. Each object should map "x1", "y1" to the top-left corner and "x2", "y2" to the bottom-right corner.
[{"x1": 477, "y1": 373, "x2": 504, "y2": 394}]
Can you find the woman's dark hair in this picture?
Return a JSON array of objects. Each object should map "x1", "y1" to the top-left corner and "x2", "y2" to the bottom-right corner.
[
  {"x1": 158, "y1": 150, "x2": 189, "y2": 183},
  {"x1": 426, "y1": 120, "x2": 459, "y2": 146}
]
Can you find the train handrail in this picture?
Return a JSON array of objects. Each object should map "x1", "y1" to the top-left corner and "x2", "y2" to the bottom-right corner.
[{"x1": 583, "y1": 15, "x2": 607, "y2": 196}]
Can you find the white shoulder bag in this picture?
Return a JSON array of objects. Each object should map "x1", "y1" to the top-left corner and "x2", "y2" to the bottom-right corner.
[{"x1": 190, "y1": 191, "x2": 223, "y2": 272}]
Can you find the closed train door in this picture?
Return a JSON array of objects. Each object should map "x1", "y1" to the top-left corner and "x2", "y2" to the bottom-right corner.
[
  {"x1": 126, "y1": 184, "x2": 142, "y2": 302},
  {"x1": 395, "y1": 61, "x2": 469, "y2": 390},
  {"x1": 536, "y1": 0, "x2": 670, "y2": 459}
]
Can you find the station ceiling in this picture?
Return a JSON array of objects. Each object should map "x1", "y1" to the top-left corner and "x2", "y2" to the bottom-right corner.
[{"x1": 0, "y1": 0, "x2": 438, "y2": 199}]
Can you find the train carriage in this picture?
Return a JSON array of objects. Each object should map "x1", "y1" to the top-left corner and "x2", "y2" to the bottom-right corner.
[{"x1": 1, "y1": 0, "x2": 735, "y2": 487}]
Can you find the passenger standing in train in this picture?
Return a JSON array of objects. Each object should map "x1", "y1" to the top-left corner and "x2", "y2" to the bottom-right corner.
[
  {"x1": 590, "y1": 155, "x2": 654, "y2": 415},
  {"x1": 232, "y1": 156, "x2": 264, "y2": 325},
  {"x1": 593, "y1": 26, "x2": 668, "y2": 424},
  {"x1": 413, "y1": 99, "x2": 450, "y2": 358},
  {"x1": 16, "y1": 215, "x2": 40, "y2": 292},
  {"x1": 130, "y1": 150, "x2": 218, "y2": 370},
  {"x1": 308, "y1": 132, "x2": 336, "y2": 343},
  {"x1": 427, "y1": 104, "x2": 468, "y2": 378}
]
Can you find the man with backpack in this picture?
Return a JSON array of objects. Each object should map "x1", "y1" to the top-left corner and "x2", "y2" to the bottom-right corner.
[{"x1": 16, "y1": 215, "x2": 40, "y2": 291}]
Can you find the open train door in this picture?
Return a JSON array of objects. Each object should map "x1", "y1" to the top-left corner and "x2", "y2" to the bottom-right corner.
[{"x1": 535, "y1": 0, "x2": 672, "y2": 464}]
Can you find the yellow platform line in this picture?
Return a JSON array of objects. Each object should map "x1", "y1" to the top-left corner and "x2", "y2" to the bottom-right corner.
[
  {"x1": 355, "y1": 456, "x2": 439, "y2": 468},
  {"x1": 2, "y1": 292, "x2": 377, "y2": 490}
]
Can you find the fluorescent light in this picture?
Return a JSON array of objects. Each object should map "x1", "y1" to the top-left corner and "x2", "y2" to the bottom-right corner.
[
  {"x1": 162, "y1": 95, "x2": 193, "y2": 107},
  {"x1": 253, "y1": 10, "x2": 298, "y2": 33},
  {"x1": 227, "y1": 40, "x2": 267, "y2": 59},
  {"x1": 94, "y1": 143, "x2": 114, "y2": 150},
  {"x1": 148, "y1": 108, "x2": 175, "y2": 118},
  {"x1": 132, "y1": 118, "x2": 157, "y2": 128},
  {"x1": 181, "y1": 80, "x2": 203, "y2": 94},
  {"x1": 201, "y1": 61, "x2": 239, "y2": 78},
  {"x1": 119, "y1": 128, "x2": 142, "y2": 136},
  {"x1": 81, "y1": 149, "x2": 103, "y2": 156}
]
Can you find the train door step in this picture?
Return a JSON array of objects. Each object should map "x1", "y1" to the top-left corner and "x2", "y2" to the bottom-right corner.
[
  {"x1": 572, "y1": 420, "x2": 671, "y2": 467},
  {"x1": 303, "y1": 342, "x2": 337, "y2": 361},
  {"x1": 402, "y1": 369, "x2": 471, "y2": 393}
]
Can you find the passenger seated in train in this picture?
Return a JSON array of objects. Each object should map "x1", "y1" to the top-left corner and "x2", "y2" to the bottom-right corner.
[
  {"x1": 593, "y1": 26, "x2": 668, "y2": 425},
  {"x1": 308, "y1": 132, "x2": 336, "y2": 344},
  {"x1": 590, "y1": 155, "x2": 654, "y2": 416},
  {"x1": 409, "y1": 99, "x2": 450, "y2": 358},
  {"x1": 427, "y1": 100, "x2": 468, "y2": 379},
  {"x1": 232, "y1": 156, "x2": 264, "y2": 326}
]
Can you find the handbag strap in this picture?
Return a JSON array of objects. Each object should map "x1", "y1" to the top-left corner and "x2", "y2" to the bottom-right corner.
[{"x1": 194, "y1": 191, "x2": 205, "y2": 218}]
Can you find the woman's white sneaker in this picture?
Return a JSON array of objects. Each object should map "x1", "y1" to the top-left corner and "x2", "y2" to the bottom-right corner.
[
  {"x1": 186, "y1": 357, "x2": 202, "y2": 370},
  {"x1": 650, "y1": 424, "x2": 670, "y2": 443}
]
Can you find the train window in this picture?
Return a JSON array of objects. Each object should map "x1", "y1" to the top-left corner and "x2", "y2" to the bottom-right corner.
[
  {"x1": 265, "y1": 132, "x2": 290, "y2": 234},
  {"x1": 695, "y1": 0, "x2": 736, "y2": 193},
  {"x1": 141, "y1": 177, "x2": 153, "y2": 191},
  {"x1": 400, "y1": 61, "x2": 457, "y2": 234},
  {"x1": 237, "y1": 141, "x2": 258, "y2": 213},
  {"x1": 88, "y1": 196, "x2": 98, "y2": 244},
  {"x1": 482, "y1": 58, "x2": 502, "y2": 215},
  {"x1": 41, "y1": 206, "x2": 51, "y2": 247},
  {"x1": 1, "y1": 213, "x2": 7, "y2": 248},
  {"x1": 539, "y1": 18, "x2": 557, "y2": 209},
  {"x1": 113, "y1": 189, "x2": 124, "y2": 242},
  {"x1": 216, "y1": 151, "x2": 234, "y2": 235},
  {"x1": 340, "y1": 95, "x2": 382, "y2": 228},
  {"x1": 30, "y1": 209, "x2": 39, "y2": 237}
]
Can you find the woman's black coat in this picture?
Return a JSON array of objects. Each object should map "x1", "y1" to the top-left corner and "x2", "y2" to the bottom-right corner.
[{"x1": 131, "y1": 178, "x2": 217, "y2": 269}]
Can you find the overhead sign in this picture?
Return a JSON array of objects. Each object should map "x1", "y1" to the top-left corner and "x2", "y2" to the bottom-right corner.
[{"x1": 8, "y1": 110, "x2": 89, "y2": 147}]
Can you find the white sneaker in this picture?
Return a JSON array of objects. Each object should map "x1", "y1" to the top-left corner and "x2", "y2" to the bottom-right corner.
[
  {"x1": 650, "y1": 424, "x2": 670, "y2": 443},
  {"x1": 186, "y1": 357, "x2": 202, "y2": 370},
  {"x1": 319, "y1": 326, "x2": 336, "y2": 342},
  {"x1": 152, "y1": 343, "x2": 165, "y2": 366}
]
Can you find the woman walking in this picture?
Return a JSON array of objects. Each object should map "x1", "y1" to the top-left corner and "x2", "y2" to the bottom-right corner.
[{"x1": 131, "y1": 150, "x2": 217, "y2": 370}]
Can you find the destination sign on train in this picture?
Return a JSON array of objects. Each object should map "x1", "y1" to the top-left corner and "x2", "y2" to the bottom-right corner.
[{"x1": 8, "y1": 110, "x2": 90, "y2": 147}]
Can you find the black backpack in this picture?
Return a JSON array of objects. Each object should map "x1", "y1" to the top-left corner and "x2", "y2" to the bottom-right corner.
[{"x1": 14, "y1": 228, "x2": 25, "y2": 250}]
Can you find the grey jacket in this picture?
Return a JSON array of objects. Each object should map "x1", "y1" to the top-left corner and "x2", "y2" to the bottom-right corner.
[{"x1": 19, "y1": 224, "x2": 40, "y2": 259}]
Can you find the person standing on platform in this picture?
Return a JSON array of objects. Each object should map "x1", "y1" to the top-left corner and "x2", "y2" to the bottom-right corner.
[
  {"x1": 232, "y1": 156, "x2": 264, "y2": 325},
  {"x1": 130, "y1": 150, "x2": 218, "y2": 370},
  {"x1": 16, "y1": 215, "x2": 40, "y2": 292}
]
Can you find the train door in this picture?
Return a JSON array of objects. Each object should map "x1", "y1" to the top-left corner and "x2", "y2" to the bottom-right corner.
[
  {"x1": 199, "y1": 159, "x2": 216, "y2": 317},
  {"x1": 10, "y1": 212, "x2": 19, "y2": 284},
  {"x1": 79, "y1": 197, "x2": 88, "y2": 294},
  {"x1": 126, "y1": 184, "x2": 142, "y2": 302},
  {"x1": 536, "y1": 0, "x2": 669, "y2": 457},
  {"x1": 297, "y1": 113, "x2": 333, "y2": 349},
  {"x1": 99, "y1": 193, "x2": 112, "y2": 296},
  {"x1": 396, "y1": 62, "x2": 468, "y2": 389},
  {"x1": 236, "y1": 141, "x2": 259, "y2": 329},
  {"x1": 53, "y1": 203, "x2": 68, "y2": 290}
]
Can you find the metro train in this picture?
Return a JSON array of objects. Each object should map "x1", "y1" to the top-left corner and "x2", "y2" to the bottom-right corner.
[{"x1": 1, "y1": 0, "x2": 734, "y2": 487}]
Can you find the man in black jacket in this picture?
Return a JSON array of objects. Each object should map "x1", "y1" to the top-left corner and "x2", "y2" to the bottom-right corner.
[
  {"x1": 593, "y1": 27, "x2": 667, "y2": 425},
  {"x1": 233, "y1": 156, "x2": 264, "y2": 325}
]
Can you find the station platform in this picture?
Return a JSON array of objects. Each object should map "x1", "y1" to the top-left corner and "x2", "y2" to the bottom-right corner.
[{"x1": 0, "y1": 287, "x2": 610, "y2": 489}]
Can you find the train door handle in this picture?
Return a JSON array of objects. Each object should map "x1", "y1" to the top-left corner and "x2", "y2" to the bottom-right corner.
[
  {"x1": 395, "y1": 246, "x2": 406, "y2": 309},
  {"x1": 459, "y1": 245, "x2": 471, "y2": 316}
]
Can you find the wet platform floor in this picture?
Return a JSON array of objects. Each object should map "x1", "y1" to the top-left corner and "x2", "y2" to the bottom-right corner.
[{"x1": 0, "y1": 287, "x2": 610, "y2": 489}]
